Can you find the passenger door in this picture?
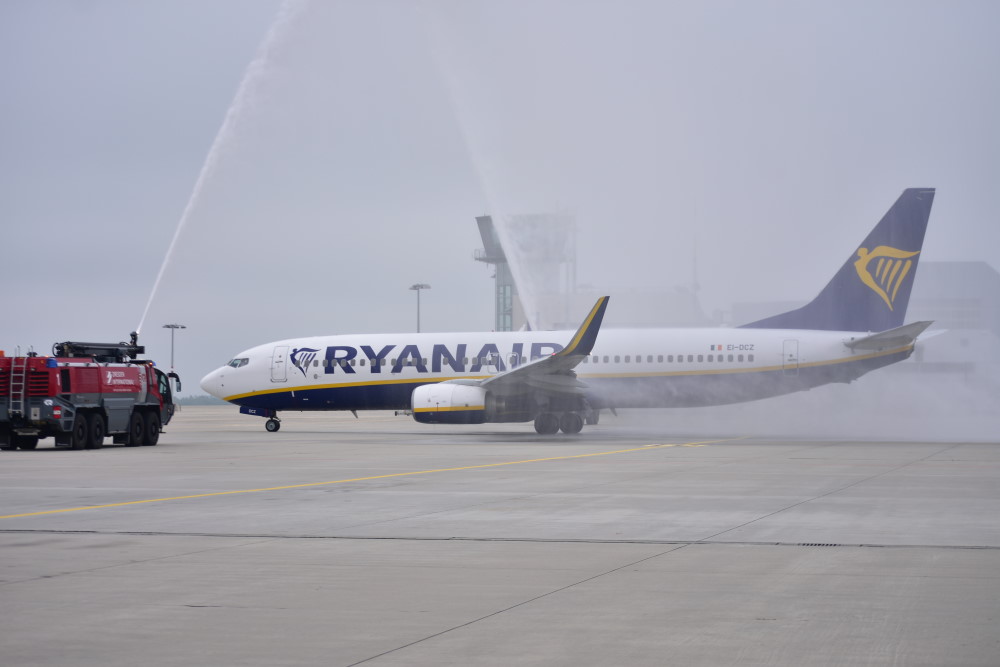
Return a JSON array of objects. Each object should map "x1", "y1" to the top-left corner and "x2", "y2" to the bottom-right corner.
[
  {"x1": 271, "y1": 346, "x2": 289, "y2": 382},
  {"x1": 782, "y1": 339, "x2": 799, "y2": 375}
]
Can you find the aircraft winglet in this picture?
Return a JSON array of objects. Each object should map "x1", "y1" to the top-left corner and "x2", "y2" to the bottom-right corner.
[{"x1": 556, "y1": 296, "x2": 609, "y2": 358}]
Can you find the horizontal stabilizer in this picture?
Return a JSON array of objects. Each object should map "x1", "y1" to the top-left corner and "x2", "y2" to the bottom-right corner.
[{"x1": 845, "y1": 321, "x2": 934, "y2": 351}]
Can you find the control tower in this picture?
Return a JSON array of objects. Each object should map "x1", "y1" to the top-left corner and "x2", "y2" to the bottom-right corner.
[
  {"x1": 475, "y1": 216, "x2": 518, "y2": 331},
  {"x1": 475, "y1": 213, "x2": 711, "y2": 330},
  {"x1": 475, "y1": 214, "x2": 577, "y2": 331}
]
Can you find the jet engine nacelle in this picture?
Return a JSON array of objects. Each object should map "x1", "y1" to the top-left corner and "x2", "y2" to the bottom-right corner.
[
  {"x1": 411, "y1": 383, "x2": 487, "y2": 424},
  {"x1": 411, "y1": 383, "x2": 535, "y2": 424}
]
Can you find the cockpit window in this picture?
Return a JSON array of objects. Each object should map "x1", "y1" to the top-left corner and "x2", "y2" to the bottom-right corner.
[{"x1": 227, "y1": 358, "x2": 249, "y2": 368}]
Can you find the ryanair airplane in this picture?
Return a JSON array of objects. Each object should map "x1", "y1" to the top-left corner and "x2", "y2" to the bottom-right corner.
[{"x1": 201, "y1": 188, "x2": 935, "y2": 435}]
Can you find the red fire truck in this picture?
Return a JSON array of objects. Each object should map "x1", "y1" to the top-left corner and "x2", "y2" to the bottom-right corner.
[{"x1": 0, "y1": 334, "x2": 180, "y2": 450}]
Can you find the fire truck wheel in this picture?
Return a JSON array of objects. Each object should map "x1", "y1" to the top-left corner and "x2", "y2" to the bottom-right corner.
[
  {"x1": 71, "y1": 414, "x2": 88, "y2": 450},
  {"x1": 87, "y1": 414, "x2": 105, "y2": 449},
  {"x1": 125, "y1": 412, "x2": 144, "y2": 446},
  {"x1": 0, "y1": 429, "x2": 13, "y2": 450},
  {"x1": 17, "y1": 436, "x2": 39, "y2": 450},
  {"x1": 144, "y1": 413, "x2": 161, "y2": 446}
]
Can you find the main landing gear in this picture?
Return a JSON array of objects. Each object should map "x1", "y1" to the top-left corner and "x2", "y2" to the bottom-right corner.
[
  {"x1": 265, "y1": 417, "x2": 281, "y2": 432},
  {"x1": 533, "y1": 412, "x2": 585, "y2": 435}
]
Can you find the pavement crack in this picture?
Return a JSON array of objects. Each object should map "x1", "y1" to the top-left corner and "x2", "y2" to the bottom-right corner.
[
  {"x1": 698, "y1": 442, "x2": 965, "y2": 543},
  {"x1": 345, "y1": 543, "x2": 691, "y2": 667},
  {"x1": 2, "y1": 529, "x2": 996, "y2": 550},
  {"x1": 0, "y1": 535, "x2": 275, "y2": 588}
]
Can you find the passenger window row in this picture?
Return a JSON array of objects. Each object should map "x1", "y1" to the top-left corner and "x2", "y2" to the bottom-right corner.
[
  {"x1": 293, "y1": 353, "x2": 757, "y2": 369},
  {"x1": 294, "y1": 357, "x2": 506, "y2": 368},
  {"x1": 582, "y1": 353, "x2": 755, "y2": 364}
]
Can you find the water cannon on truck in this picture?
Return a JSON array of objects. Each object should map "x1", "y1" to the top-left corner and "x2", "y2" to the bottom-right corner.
[
  {"x1": 52, "y1": 331, "x2": 146, "y2": 363},
  {"x1": 0, "y1": 333, "x2": 181, "y2": 450}
]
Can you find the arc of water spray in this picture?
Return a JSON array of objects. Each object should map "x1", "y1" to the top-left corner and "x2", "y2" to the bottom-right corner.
[
  {"x1": 418, "y1": 9, "x2": 542, "y2": 331},
  {"x1": 136, "y1": 0, "x2": 307, "y2": 335}
]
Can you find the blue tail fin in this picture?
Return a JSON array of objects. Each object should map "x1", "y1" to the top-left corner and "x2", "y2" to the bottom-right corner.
[{"x1": 740, "y1": 188, "x2": 935, "y2": 332}]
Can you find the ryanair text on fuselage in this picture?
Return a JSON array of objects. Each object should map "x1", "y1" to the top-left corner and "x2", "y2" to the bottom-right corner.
[{"x1": 291, "y1": 342, "x2": 564, "y2": 376}]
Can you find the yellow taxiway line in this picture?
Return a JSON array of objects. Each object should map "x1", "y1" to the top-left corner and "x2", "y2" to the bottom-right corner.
[{"x1": 0, "y1": 437, "x2": 740, "y2": 520}]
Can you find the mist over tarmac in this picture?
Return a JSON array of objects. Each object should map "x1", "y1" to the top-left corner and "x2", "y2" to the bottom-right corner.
[
  {"x1": 3, "y1": 1, "x2": 999, "y2": 441},
  {"x1": 612, "y1": 371, "x2": 1000, "y2": 443}
]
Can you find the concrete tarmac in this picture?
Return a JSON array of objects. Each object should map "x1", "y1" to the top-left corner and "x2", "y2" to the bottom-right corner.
[{"x1": 1, "y1": 406, "x2": 998, "y2": 666}]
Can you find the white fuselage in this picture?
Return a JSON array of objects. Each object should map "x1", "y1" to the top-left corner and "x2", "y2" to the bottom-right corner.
[{"x1": 200, "y1": 327, "x2": 912, "y2": 413}]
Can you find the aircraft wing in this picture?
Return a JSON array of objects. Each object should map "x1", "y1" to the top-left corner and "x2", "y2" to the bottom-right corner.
[
  {"x1": 477, "y1": 296, "x2": 609, "y2": 395},
  {"x1": 844, "y1": 320, "x2": 934, "y2": 351}
]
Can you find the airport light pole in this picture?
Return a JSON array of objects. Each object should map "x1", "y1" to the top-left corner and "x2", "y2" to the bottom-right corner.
[
  {"x1": 162, "y1": 323, "x2": 186, "y2": 370},
  {"x1": 409, "y1": 284, "x2": 430, "y2": 332}
]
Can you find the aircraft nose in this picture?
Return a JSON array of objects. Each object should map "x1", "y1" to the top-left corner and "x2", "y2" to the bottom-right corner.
[{"x1": 200, "y1": 368, "x2": 225, "y2": 398}]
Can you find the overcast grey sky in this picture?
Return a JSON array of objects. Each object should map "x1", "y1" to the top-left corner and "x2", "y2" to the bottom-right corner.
[{"x1": 3, "y1": 0, "x2": 999, "y2": 392}]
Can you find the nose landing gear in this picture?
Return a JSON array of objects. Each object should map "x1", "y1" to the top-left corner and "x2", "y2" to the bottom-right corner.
[{"x1": 238, "y1": 406, "x2": 282, "y2": 432}]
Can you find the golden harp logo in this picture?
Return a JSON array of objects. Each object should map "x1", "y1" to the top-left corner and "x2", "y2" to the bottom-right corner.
[{"x1": 854, "y1": 246, "x2": 920, "y2": 310}]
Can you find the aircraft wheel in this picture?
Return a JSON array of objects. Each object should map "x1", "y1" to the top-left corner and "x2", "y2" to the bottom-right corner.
[
  {"x1": 560, "y1": 413, "x2": 584, "y2": 434},
  {"x1": 265, "y1": 418, "x2": 281, "y2": 433},
  {"x1": 144, "y1": 412, "x2": 161, "y2": 446},
  {"x1": 87, "y1": 413, "x2": 105, "y2": 449},
  {"x1": 585, "y1": 410, "x2": 600, "y2": 425},
  {"x1": 533, "y1": 413, "x2": 560, "y2": 435},
  {"x1": 71, "y1": 413, "x2": 88, "y2": 450}
]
